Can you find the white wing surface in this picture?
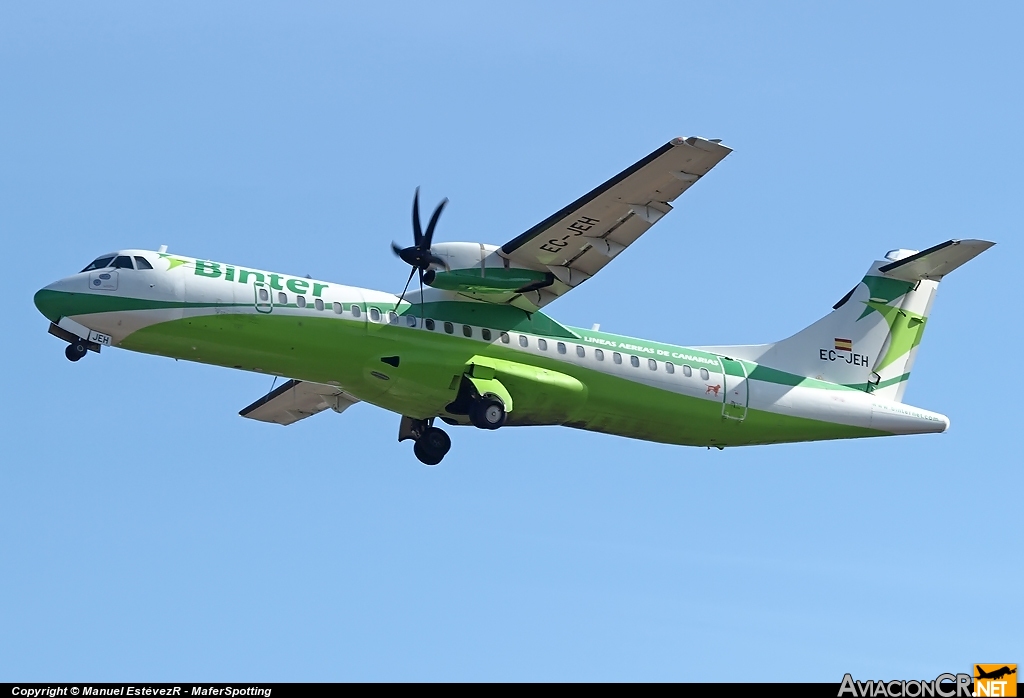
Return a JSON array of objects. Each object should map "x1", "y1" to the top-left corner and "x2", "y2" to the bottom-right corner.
[
  {"x1": 499, "y1": 136, "x2": 731, "y2": 308},
  {"x1": 239, "y1": 379, "x2": 359, "y2": 426}
]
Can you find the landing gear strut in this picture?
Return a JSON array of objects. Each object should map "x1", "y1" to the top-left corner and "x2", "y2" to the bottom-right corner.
[
  {"x1": 399, "y1": 416, "x2": 452, "y2": 466},
  {"x1": 65, "y1": 340, "x2": 87, "y2": 362}
]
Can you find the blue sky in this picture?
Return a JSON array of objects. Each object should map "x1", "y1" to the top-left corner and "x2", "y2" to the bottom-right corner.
[{"x1": 1, "y1": 1, "x2": 1020, "y2": 681}]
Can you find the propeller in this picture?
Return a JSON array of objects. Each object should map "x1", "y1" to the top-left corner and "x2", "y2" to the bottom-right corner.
[{"x1": 392, "y1": 188, "x2": 448, "y2": 313}]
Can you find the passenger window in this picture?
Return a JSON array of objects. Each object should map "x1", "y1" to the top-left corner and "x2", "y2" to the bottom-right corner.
[
  {"x1": 134, "y1": 256, "x2": 153, "y2": 270},
  {"x1": 425, "y1": 319, "x2": 435, "y2": 330},
  {"x1": 388, "y1": 311, "x2": 399, "y2": 324},
  {"x1": 595, "y1": 349, "x2": 604, "y2": 361},
  {"x1": 351, "y1": 305, "x2": 361, "y2": 317},
  {"x1": 462, "y1": 325, "x2": 472, "y2": 337},
  {"x1": 613, "y1": 352, "x2": 622, "y2": 364},
  {"x1": 700, "y1": 368, "x2": 710, "y2": 380},
  {"x1": 576, "y1": 346, "x2": 585, "y2": 358},
  {"x1": 444, "y1": 321, "x2": 454, "y2": 334},
  {"x1": 538, "y1": 338, "x2": 547, "y2": 350},
  {"x1": 406, "y1": 315, "x2": 417, "y2": 327},
  {"x1": 557, "y1": 342, "x2": 567, "y2": 354},
  {"x1": 333, "y1": 302, "x2": 343, "y2": 314},
  {"x1": 630, "y1": 356, "x2": 640, "y2": 367},
  {"x1": 297, "y1": 296, "x2": 307, "y2": 308},
  {"x1": 278, "y1": 292, "x2": 288, "y2": 305},
  {"x1": 482, "y1": 329, "x2": 492, "y2": 341},
  {"x1": 112, "y1": 255, "x2": 134, "y2": 269},
  {"x1": 683, "y1": 365, "x2": 692, "y2": 377},
  {"x1": 369, "y1": 307, "x2": 380, "y2": 321},
  {"x1": 80, "y1": 256, "x2": 115, "y2": 272},
  {"x1": 315, "y1": 299, "x2": 325, "y2": 311},
  {"x1": 500, "y1": 332, "x2": 510, "y2": 344},
  {"x1": 258, "y1": 288, "x2": 269, "y2": 302},
  {"x1": 519, "y1": 335, "x2": 529, "y2": 347},
  {"x1": 666, "y1": 362, "x2": 675, "y2": 374},
  {"x1": 648, "y1": 359, "x2": 657, "y2": 370}
]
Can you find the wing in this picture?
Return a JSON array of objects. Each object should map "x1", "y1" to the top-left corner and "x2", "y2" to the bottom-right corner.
[
  {"x1": 499, "y1": 136, "x2": 731, "y2": 308},
  {"x1": 240, "y1": 379, "x2": 359, "y2": 426}
]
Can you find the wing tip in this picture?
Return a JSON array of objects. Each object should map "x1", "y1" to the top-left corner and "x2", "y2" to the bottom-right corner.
[{"x1": 672, "y1": 136, "x2": 731, "y2": 151}]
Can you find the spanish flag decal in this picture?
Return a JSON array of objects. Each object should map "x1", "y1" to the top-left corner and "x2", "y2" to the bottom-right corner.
[{"x1": 835, "y1": 338, "x2": 853, "y2": 352}]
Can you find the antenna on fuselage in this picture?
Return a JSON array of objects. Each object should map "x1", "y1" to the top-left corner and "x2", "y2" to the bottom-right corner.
[{"x1": 158, "y1": 245, "x2": 168, "y2": 254}]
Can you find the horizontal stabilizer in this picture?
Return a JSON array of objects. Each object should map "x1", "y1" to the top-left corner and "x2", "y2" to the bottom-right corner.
[
  {"x1": 240, "y1": 379, "x2": 359, "y2": 426},
  {"x1": 878, "y1": 239, "x2": 995, "y2": 281}
]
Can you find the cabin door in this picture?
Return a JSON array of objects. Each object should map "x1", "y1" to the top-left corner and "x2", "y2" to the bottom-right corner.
[
  {"x1": 253, "y1": 281, "x2": 273, "y2": 314},
  {"x1": 720, "y1": 357, "x2": 749, "y2": 421}
]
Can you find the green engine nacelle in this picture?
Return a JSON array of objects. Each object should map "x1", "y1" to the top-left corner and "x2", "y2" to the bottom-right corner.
[
  {"x1": 425, "y1": 267, "x2": 554, "y2": 294},
  {"x1": 422, "y1": 242, "x2": 555, "y2": 295}
]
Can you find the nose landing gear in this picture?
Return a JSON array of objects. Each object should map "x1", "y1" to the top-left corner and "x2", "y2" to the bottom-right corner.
[
  {"x1": 65, "y1": 340, "x2": 88, "y2": 362},
  {"x1": 48, "y1": 323, "x2": 99, "y2": 362}
]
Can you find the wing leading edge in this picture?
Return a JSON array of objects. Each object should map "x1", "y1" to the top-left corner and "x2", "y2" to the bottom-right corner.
[{"x1": 499, "y1": 136, "x2": 731, "y2": 308}]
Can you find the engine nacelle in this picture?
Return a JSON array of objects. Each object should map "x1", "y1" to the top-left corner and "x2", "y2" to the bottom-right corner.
[{"x1": 425, "y1": 242, "x2": 552, "y2": 294}]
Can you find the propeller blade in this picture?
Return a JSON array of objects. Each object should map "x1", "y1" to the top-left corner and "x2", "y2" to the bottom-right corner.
[
  {"x1": 422, "y1": 198, "x2": 448, "y2": 248},
  {"x1": 412, "y1": 187, "x2": 423, "y2": 247},
  {"x1": 395, "y1": 265, "x2": 417, "y2": 309},
  {"x1": 418, "y1": 268, "x2": 425, "y2": 325},
  {"x1": 391, "y1": 241, "x2": 405, "y2": 258},
  {"x1": 425, "y1": 253, "x2": 447, "y2": 270}
]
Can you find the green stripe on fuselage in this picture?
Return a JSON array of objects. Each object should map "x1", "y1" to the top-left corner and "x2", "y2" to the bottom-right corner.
[{"x1": 117, "y1": 310, "x2": 887, "y2": 447}]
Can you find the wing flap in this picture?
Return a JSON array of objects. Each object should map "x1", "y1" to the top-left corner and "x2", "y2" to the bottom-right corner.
[{"x1": 240, "y1": 379, "x2": 359, "y2": 426}]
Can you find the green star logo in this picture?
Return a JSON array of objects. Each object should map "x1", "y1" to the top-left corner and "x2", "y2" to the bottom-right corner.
[
  {"x1": 856, "y1": 276, "x2": 915, "y2": 320},
  {"x1": 158, "y1": 253, "x2": 190, "y2": 270}
]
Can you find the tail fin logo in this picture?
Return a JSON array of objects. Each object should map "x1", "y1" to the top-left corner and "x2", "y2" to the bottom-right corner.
[
  {"x1": 974, "y1": 664, "x2": 1017, "y2": 696},
  {"x1": 835, "y1": 338, "x2": 853, "y2": 352}
]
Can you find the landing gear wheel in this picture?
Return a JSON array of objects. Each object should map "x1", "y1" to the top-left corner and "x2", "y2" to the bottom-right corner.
[
  {"x1": 65, "y1": 341, "x2": 87, "y2": 362},
  {"x1": 470, "y1": 396, "x2": 506, "y2": 430},
  {"x1": 413, "y1": 426, "x2": 451, "y2": 466}
]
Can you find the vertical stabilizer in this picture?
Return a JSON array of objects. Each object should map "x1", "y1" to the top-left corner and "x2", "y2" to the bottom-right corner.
[{"x1": 697, "y1": 239, "x2": 993, "y2": 402}]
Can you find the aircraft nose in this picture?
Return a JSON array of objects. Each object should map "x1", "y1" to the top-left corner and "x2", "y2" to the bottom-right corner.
[
  {"x1": 34, "y1": 284, "x2": 62, "y2": 323},
  {"x1": 34, "y1": 279, "x2": 82, "y2": 323}
]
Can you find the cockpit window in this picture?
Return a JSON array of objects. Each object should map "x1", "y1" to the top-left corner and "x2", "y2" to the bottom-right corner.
[
  {"x1": 112, "y1": 256, "x2": 134, "y2": 269},
  {"x1": 80, "y1": 256, "x2": 115, "y2": 272},
  {"x1": 134, "y1": 256, "x2": 154, "y2": 270}
]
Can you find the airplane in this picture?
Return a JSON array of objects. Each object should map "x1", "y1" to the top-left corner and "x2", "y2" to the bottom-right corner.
[
  {"x1": 975, "y1": 666, "x2": 1016, "y2": 681},
  {"x1": 33, "y1": 136, "x2": 995, "y2": 465}
]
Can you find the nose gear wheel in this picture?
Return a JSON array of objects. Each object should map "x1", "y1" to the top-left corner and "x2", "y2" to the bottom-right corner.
[{"x1": 65, "y1": 340, "x2": 87, "y2": 362}]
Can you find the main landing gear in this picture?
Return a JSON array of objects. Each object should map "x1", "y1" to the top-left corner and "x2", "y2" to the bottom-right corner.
[
  {"x1": 65, "y1": 340, "x2": 88, "y2": 362},
  {"x1": 413, "y1": 427, "x2": 451, "y2": 466},
  {"x1": 469, "y1": 395, "x2": 506, "y2": 430},
  {"x1": 400, "y1": 392, "x2": 507, "y2": 466},
  {"x1": 399, "y1": 416, "x2": 453, "y2": 466}
]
